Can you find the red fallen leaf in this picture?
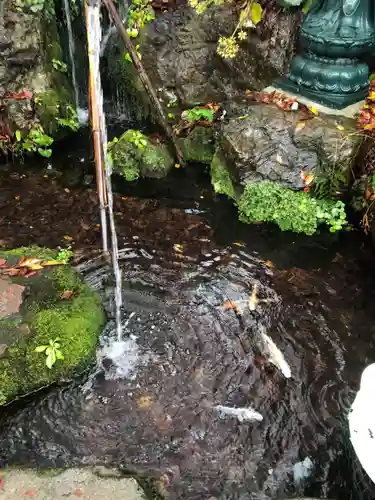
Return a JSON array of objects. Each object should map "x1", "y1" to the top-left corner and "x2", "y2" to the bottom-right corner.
[
  {"x1": 74, "y1": 488, "x2": 83, "y2": 496},
  {"x1": 61, "y1": 290, "x2": 74, "y2": 300},
  {"x1": 222, "y1": 300, "x2": 241, "y2": 314},
  {"x1": 24, "y1": 488, "x2": 37, "y2": 496},
  {"x1": 4, "y1": 268, "x2": 21, "y2": 277},
  {"x1": 24, "y1": 271, "x2": 37, "y2": 278},
  {"x1": 0, "y1": 258, "x2": 6, "y2": 267},
  {"x1": 4, "y1": 89, "x2": 33, "y2": 100},
  {"x1": 0, "y1": 474, "x2": 4, "y2": 489}
]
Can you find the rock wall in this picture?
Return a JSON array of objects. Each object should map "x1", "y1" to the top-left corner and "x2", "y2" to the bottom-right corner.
[
  {"x1": 105, "y1": 3, "x2": 302, "y2": 121},
  {"x1": 0, "y1": 0, "x2": 74, "y2": 140}
]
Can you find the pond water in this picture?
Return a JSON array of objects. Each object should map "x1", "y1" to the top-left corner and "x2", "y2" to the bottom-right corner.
[{"x1": 0, "y1": 136, "x2": 375, "y2": 499}]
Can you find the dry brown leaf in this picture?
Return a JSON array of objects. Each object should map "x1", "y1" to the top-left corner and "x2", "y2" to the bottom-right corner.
[
  {"x1": 222, "y1": 300, "x2": 242, "y2": 314},
  {"x1": 61, "y1": 290, "x2": 74, "y2": 300}
]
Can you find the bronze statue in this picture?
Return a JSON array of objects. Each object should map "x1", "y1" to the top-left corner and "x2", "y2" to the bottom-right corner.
[{"x1": 277, "y1": 0, "x2": 375, "y2": 108}]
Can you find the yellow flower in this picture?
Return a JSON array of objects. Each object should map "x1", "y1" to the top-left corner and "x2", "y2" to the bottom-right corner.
[
  {"x1": 217, "y1": 36, "x2": 239, "y2": 59},
  {"x1": 237, "y1": 30, "x2": 248, "y2": 41}
]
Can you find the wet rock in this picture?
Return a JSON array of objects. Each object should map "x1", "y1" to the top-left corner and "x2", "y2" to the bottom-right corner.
[
  {"x1": 1, "y1": 0, "x2": 74, "y2": 141},
  {"x1": 111, "y1": 129, "x2": 175, "y2": 181},
  {"x1": 105, "y1": 4, "x2": 301, "y2": 120},
  {"x1": 217, "y1": 102, "x2": 360, "y2": 191},
  {"x1": 0, "y1": 278, "x2": 24, "y2": 318},
  {"x1": 178, "y1": 126, "x2": 215, "y2": 164},
  {"x1": 0, "y1": 247, "x2": 105, "y2": 405},
  {"x1": 0, "y1": 468, "x2": 147, "y2": 499}
]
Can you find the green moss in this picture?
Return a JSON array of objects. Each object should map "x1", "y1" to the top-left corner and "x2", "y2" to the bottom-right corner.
[
  {"x1": 237, "y1": 181, "x2": 347, "y2": 235},
  {"x1": 0, "y1": 247, "x2": 105, "y2": 405},
  {"x1": 111, "y1": 129, "x2": 174, "y2": 181},
  {"x1": 179, "y1": 127, "x2": 215, "y2": 163},
  {"x1": 210, "y1": 150, "x2": 236, "y2": 199}
]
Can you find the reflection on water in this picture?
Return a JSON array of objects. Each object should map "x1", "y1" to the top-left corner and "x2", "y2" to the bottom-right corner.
[{"x1": 0, "y1": 204, "x2": 375, "y2": 499}]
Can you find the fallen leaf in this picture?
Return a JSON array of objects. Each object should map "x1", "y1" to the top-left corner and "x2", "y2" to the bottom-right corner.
[
  {"x1": 61, "y1": 290, "x2": 74, "y2": 300},
  {"x1": 222, "y1": 300, "x2": 242, "y2": 314},
  {"x1": 310, "y1": 106, "x2": 318, "y2": 115},
  {"x1": 41, "y1": 260, "x2": 64, "y2": 267},
  {"x1": 74, "y1": 488, "x2": 83, "y2": 497},
  {"x1": 336, "y1": 123, "x2": 345, "y2": 131},
  {"x1": 295, "y1": 122, "x2": 306, "y2": 130},
  {"x1": 24, "y1": 271, "x2": 37, "y2": 279},
  {"x1": 0, "y1": 474, "x2": 4, "y2": 489},
  {"x1": 0, "y1": 258, "x2": 6, "y2": 267},
  {"x1": 173, "y1": 243, "x2": 184, "y2": 253},
  {"x1": 175, "y1": 163, "x2": 180, "y2": 169},
  {"x1": 232, "y1": 242, "x2": 245, "y2": 247},
  {"x1": 18, "y1": 258, "x2": 44, "y2": 270},
  {"x1": 263, "y1": 260, "x2": 274, "y2": 269},
  {"x1": 63, "y1": 235, "x2": 73, "y2": 241},
  {"x1": 14, "y1": 195, "x2": 20, "y2": 201},
  {"x1": 138, "y1": 395, "x2": 153, "y2": 409},
  {"x1": 24, "y1": 489, "x2": 37, "y2": 496}
]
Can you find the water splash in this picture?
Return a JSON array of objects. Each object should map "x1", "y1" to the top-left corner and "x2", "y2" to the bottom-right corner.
[
  {"x1": 86, "y1": 2, "x2": 123, "y2": 341},
  {"x1": 62, "y1": 0, "x2": 88, "y2": 124}
]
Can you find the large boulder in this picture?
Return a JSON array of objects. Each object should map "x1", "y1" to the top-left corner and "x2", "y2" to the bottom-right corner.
[
  {"x1": 104, "y1": 4, "x2": 301, "y2": 121},
  {"x1": 210, "y1": 101, "x2": 360, "y2": 234},
  {"x1": 0, "y1": 247, "x2": 105, "y2": 405},
  {"x1": 216, "y1": 101, "x2": 360, "y2": 192}
]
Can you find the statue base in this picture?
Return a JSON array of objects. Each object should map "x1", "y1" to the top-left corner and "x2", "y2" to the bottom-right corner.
[{"x1": 274, "y1": 76, "x2": 367, "y2": 110}]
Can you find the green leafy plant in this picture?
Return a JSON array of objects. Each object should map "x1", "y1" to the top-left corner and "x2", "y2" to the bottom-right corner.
[
  {"x1": 56, "y1": 248, "x2": 74, "y2": 264},
  {"x1": 124, "y1": 45, "x2": 142, "y2": 63},
  {"x1": 126, "y1": 130, "x2": 148, "y2": 150},
  {"x1": 14, "y1": 127, "x2": 54, "y2": 158},
  {"x1": 56, "y1": 105, "x2": 79, "y2": 132},
  {"x1": 127, "y1": 0, "x2": 155, "y2": 37},
  {"x1": 185, "y1": 107, "x2": 214, "y2": 123},
  {"x1": 15, "y1": 0, "x2": 54, "y2": 18},
  {"x1": 52, "y1": 59, "x2": 68, "y2": 73},
  {"x1": 237, "y1": 181, "x2": 348, "y2": 235},
  {"x1": 34, "y1": 338, "x2": 64, "y2": 369}
]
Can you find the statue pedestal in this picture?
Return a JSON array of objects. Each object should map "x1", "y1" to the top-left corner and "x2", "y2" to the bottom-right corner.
[
  {"x1": 274, "y1": 76, "x2": 368, "y2": 110},
  {"x1": 264, "y1": 85, "x2": 365, "y2": 119}
]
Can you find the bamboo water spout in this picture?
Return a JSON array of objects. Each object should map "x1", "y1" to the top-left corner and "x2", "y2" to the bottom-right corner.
[{"x1": 85, "y1": 1, "x2": 109, "y2": 253}]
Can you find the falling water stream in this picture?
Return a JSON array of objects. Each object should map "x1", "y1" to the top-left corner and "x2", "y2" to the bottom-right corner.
[{"x1": 63, "y1": 0, "x2": 88, "y2": 124}]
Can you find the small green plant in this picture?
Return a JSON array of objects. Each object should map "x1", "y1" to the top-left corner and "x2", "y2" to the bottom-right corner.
[
  {"x1": 127, "y1": 0, "x2": 155, "y2": 36},
  {"x1": 14, "y1": 127, "x2": 54, "y2": 158},
  {"x1": 56, "y1": 248, "x2": 73, "y2": 264},
  {"x1": 35, "y1": 338, "x2": 64, "y2": 369},
  {"x1": 52, "y1": 59, "x2": 68, "y2": 73},
  {"x1": 15, "y1": 0, "x2": 54, "y2": 17},
  {"x1": 316, "y1": 200, "x2": 347, "y2": 233},
  {"x1": 124, "y1": 45, "x2": 142, "y2": 63},
  {"x1": 127, "y1": 130, "x2": 148, "y2": 150},
  {"x1": 56, "y1": 105, "x2": 79, "y2": 132},
  {"x1": 185, "y1": 107, "x2": 214, "y2": 123}
]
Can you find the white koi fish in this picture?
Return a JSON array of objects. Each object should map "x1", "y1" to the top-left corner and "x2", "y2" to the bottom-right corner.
[
  {"x1": 260, "y1": 329, "x2": 292, "y2": 379},
  {"x1": 215, "y1": 405, "x2": 263, "y2": 423}
]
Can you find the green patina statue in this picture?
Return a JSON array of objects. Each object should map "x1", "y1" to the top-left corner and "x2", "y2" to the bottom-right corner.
[{"x1": 277, "y1": 0, "x2": 375, "y2": 108}]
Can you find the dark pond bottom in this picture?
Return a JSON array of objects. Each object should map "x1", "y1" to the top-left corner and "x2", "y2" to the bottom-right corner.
[{"x1": 0, "y1": 141, "x2": 375, "y2": 499}]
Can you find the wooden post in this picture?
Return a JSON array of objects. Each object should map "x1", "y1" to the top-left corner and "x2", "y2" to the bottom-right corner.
[{"x1": 102, "y1": 0, "x2": 184, "y2": 165}]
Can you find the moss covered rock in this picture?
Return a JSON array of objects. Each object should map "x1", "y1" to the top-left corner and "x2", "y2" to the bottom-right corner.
[
  {"x1": 178, "y1": 126, "x2": 215, "y2": 164},
  {"x1": 0, "y1": 247, "x2": 105, "y2": 405},
  {"x1": 110, "y1": 129, "x2": 174, "y2": 181},
  {"x1": 210, "y1": 150, "x2": 236, "y2": 199}
]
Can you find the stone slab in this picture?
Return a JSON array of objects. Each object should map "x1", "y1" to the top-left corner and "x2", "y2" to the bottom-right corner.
[
  {"x1": 0, "y1": 468, "x2": 147, "y2": 499},
  {"x1": 264, "y1": 86, "x2": 364, "y2": 119},
  {"x1": 0, "y1": 278, "x2": 24, "y2": 318}
]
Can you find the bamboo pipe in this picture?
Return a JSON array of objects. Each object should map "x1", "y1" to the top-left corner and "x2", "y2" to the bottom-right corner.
[
  {"x1": 85, "y1": 1, "x2": 109, "y2": 253},
  {"x1": 102, "y1": 0, "x2": 184, "y2": 165}
]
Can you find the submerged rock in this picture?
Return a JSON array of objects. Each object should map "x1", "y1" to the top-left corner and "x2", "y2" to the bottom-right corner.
[
  {"x1": 110, "y1": 129, "x2": 175, "y2": 181},
  {"x1": 0, "y1": 247, "x2": 105, "y2": 405},
  {"x1": 0, "y1": 468, "x2": 147, "y2": 499}
]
